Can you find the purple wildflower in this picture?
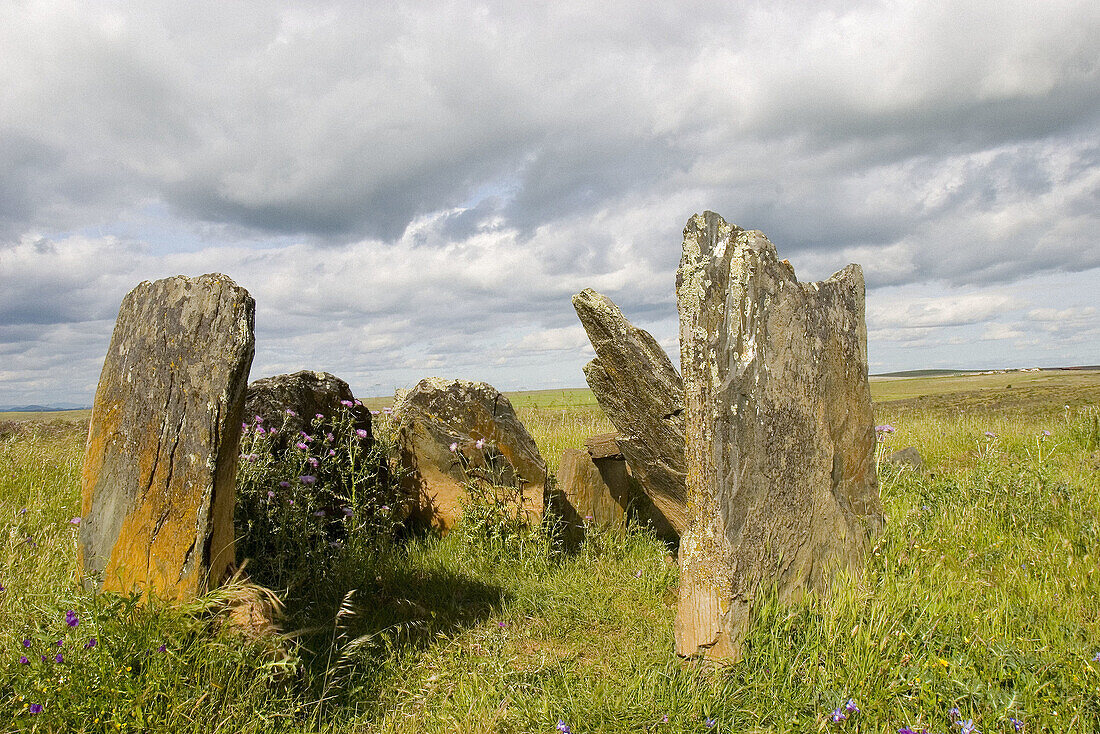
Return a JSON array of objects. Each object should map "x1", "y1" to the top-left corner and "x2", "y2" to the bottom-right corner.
[
  {"x1": 1009, "y1": 717, "x2": 1023, "y2": 732},
  {"x1": 948, "y1": 707, "x2": 961, "y2": 720},
  {"x1": 381, "y1": 505, "x2": 390, "y2": 512},
  {"x1": 984, "y1": 431, "x2": 996, "y2": 438},
  {"x1": 54, "y1": 652, "x2": 63, "y2": 663},
  {"x1": 40, "y1": 655, "x2": 47, "y2": 661},
  {"x1": 325, "y1": 432, "x2": 334, "y2": 442},
  {"x1": 356, "y1": 428, "x2": 369, "y2": 438},
  {"x1": 296, "y1": 442, "x2": 309, "y2": 450},
  {"x1": 475, "y1": 438, "x2": 486, "y2": 449},
  {"x1": 354, "y1": 399, "x2": 362, "y2": 406},
  {"x1": 300, "y1": 475, "x2": 317, "y2": 485},
  {"x1": 958, "y1": 719, "x2": 977, "y2": 734},
  {"x1": 19, "y1": 655, "x2": 29, "y2": 664},
  {"x1": 382, "y1": 408, "x2": 392, "y2": 415},
  {"x1": 22, "y1": 639, "x2": 31, "y2": 648},
  {"x1": 845, "y1": 699, "x2": 859, "y2": 714},
  {"x1": 0, "y1": 583, "x2": 3, "y2": 591},
  {"x1": 255, "y1": 426, "x2": 265, "y2": 435},
  {"x1": 341, "y1": 507, "x2": 354, "y2": 517},
  {"x1": 897, "y1": 728, "x2": 918, "y2": 734},
  {"x1": 65, "y1": 609, "x2": 78, "y2": 627},
  {"x1": 313, "y1": 510, "x2": 326, "y2": 517},
  {"x1": 328, "y1": 449, "x2": 335, "y2": 456},
  {"x1": 1092, "y1": 652, "x2": 1100, "y2": 662},
  {"x1": 55, "y1": 639, "x2": 63, "y2": 647},
  {"x1": 340, "y1": 400, "x2": 353, "y2": 407},
  {"x1": 315, "y1": 413, "x2": 324, "y2": 419},
  {"x1": 370, "y1": 410, "x2": 380, "y2": 415},
  {"x1": 660, "y1": 715, "x2": 669, "y2": 723},
  {"x1": 242, "y1": 422, "x2": 249, "y2": 430},
  {"x1": 29, "y1": 704, "x2": 43, "y2": 714},
  {"x1": 157, "y1": 644, "x2": 167, "y2": 653},
  {"x1": 308, "y1": 457, "x2": 319, "y2": 467},
  {"x1": 266, "y1": 490, "x2": 275, "y2": 499},
  {"x1": 286, "y1": 409, "x2": 297, "y2": 416},
  {"x1": 1041, "y1": 429, "x2": 1051, "y2": 437},
  {"x1": 69, "y1": 516, "x2": 81, "y2": 525},
  {"x1": 84, "y1": 638, "x2": 96, "y2": 649},
  {"x1": 254, "y1": 415, "x2": 263, "y2": 424},
  {"x1": 449, "y1": 442, "x2": 458, "y2": 453},
  {"x1": 830, "y1": 707, "x2": 847, "y2": 723},
  {"x1": 279, "y1": 481, "x2": 290, "y2": 488},
  {"x1": 556, "y1": 721, "x2": 572, "y2": 734},
  {"x1": 635, "y1": 570, "x2": 642, "y2": 577},
  {"x1": 704, "y1": 718, "x2": 717, "y2": 728}
]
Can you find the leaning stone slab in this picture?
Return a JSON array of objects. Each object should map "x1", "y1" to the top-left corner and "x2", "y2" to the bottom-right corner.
[
  {"x1": 675, "y1": 212, "x2": 883, "y2": 661},
  {"x1": 80, "y1": 274, "x2": 255, "y2": 599},
  {"x1": 393, "y1": 378, "x2": 547, "y2": 531},
  {"x1": 572, "y1": 288, "x2": 688, "y2": 534}
]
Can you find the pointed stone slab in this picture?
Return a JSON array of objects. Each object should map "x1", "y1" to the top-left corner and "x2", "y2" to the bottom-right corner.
[
  {"x1": 572, "y1": 288, "x2": 688, "y2": 535},
  {"x1": 80, "y1": 274, "x2": 255, "y2": 599},
  {"x1": 675, "y1": 212, "x2": 883, "y2": 661}
]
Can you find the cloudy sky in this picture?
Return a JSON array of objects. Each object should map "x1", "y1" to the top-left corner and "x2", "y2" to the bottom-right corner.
[{"x1": 1, "y1": 0, "x2": 1098, "y2": 406}]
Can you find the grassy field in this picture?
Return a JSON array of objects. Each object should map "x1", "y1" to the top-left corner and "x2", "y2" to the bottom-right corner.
[{"x1": 1, "y1": 371, "x2": 1098, "y2": 732}]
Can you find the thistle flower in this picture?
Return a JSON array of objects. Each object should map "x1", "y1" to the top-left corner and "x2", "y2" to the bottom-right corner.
[
  {"x1": 308, "y1": 457, "x2": 319, "y2": 467},
  {"x1": 266, "y1": 490, "x2": 275, "y2": 499},
  {"x1": 286, "y1": 409, "x2": 297, "y2": 416},
  {"x1": 315, "y1": 413, "x2": 324, "y2": 419},
  {"x1": 300, "y1": 475, "x2": 317, "y2": 485},
  {"x1": 254, "y1": 415, "x2": 263, "y2": 424},
  {"x1": 341, "y1": 400, "x2": 353, "y2": 407},
  {"x1": 356, "y1": 428, "x2": 369, "y2": 438},
  {"x1": 296, "y1": 442, "x2": 309, "y2": 450}
]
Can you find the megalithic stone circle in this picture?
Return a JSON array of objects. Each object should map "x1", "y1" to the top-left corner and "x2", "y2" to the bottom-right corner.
[
  {"x1": 674, "y1": 212, "x2": 883, "y2": 661},
  {"x1": 79, "y1": 273, "x2": 255, "y2": 599},
  {"x1": 572, "y1": 288, "x2": 689, "y2": 534}
]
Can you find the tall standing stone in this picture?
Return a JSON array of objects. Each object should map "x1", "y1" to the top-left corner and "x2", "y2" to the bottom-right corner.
[
  {"x1": 80, "y1": 274, "x2": 255, "y2": 599},
  {"x1": 675, "y1": 212, "x2": 883, "y2": 661},
  {"x1": 572, "y1": 289, "x2": 688, "y2": 534}
]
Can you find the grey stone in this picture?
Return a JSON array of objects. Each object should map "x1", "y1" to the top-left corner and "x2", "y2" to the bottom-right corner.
[
  {"x1": 393, "y1": 378, "x2": 547, "y2": 531},
  {"x1": 572, "y1": 288, "x2": 688, "y2": 535},
  {"x1": 886, "y1": 446, "x2": 924, "y2": 470},
  {"x1": 243, "y1": 370, "x2": 372, "y2": 452},
  {"x1": 675, "y1": 212, "x2": 883, "y2": 661},
  {"x1": 80, "y1": 273, "x2": 255, "y2": 599}
]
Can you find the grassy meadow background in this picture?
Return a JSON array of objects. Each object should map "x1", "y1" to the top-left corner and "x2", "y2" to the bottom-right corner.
[{"x1": 1, "y1": 370, "x2": 1098, "y2": 732}]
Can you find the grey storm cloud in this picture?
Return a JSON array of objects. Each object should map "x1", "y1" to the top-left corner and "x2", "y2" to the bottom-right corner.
[{"x1": 1, "y1": 0, "x2": 1098, "y2": 404}]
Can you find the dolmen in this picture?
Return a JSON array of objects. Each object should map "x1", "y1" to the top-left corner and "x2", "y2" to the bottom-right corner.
[
  {"x1": 80, "y1": 274, "x2": 254, "y2": 599},
  {"x1": 674, "y1": 212, "x2": 883, "y2": 661},
  {"x1": 393, "y1": 377, "x2": 547, "y2": 531}
]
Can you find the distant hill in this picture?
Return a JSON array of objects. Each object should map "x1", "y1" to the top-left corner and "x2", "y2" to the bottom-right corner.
[
  {"x1": 871, "y1": 369, "x2": 975, "y2": 378},
  {"x1": 0, "y1": 404, "x2": 90, "y2": 412}
]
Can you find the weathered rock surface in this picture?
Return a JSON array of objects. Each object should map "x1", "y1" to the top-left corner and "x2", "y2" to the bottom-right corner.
[
  {"x1": 393, "y1": 378, "x2": 547, "y2": 531},
  {"x1": 80, "y1": 274, "x2": 255, "y2": 599},
  {"x1": 886, "y1": 446, "x2": 924, "y2": 471},
  {"x1": 243, "y1": 370, "x2": 372, "y2": 451},
  {"x1": 572, "y1": 289, "x2": 688, "y2": 534},
  {"x1": 675, "y1": 212, "x2": 883, "y2": 661},
  {"x1": 553, "y1": 436, "x2": 677, "y2": 546}
]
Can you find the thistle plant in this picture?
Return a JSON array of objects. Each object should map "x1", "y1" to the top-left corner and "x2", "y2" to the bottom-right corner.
[{"x1": 235, "y1": 402, "x2": 404, "y2": 594}]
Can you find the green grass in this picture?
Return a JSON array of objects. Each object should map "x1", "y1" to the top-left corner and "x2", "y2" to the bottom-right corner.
[{"x1": 2, "y1": 373, "x2": 1099, "y2": 732}]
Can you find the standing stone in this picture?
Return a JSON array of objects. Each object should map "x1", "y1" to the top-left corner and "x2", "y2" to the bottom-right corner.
[
  {"x1": 80, "y1": 274, "x2": 255, "y2": 599},
  {"x1": 572, "y1": 289, "x2": 688, "y2": 534},
  {"x1": 393, "y1": 378, "x2": 547, "y2": 531},
  {"x1": 244, "y1": 370, "x2": 372, "y2": 452},
  {"x1": 553, "y1": 434, "x2": 677, "y2": 546},
  {"x1": 675, "y1": 212, "x2": 883, "y2": 661}
]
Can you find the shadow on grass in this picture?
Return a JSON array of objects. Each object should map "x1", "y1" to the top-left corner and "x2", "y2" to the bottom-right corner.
[{"x1": 274, "y1": 544, "x2": 507, "y2": 714}]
